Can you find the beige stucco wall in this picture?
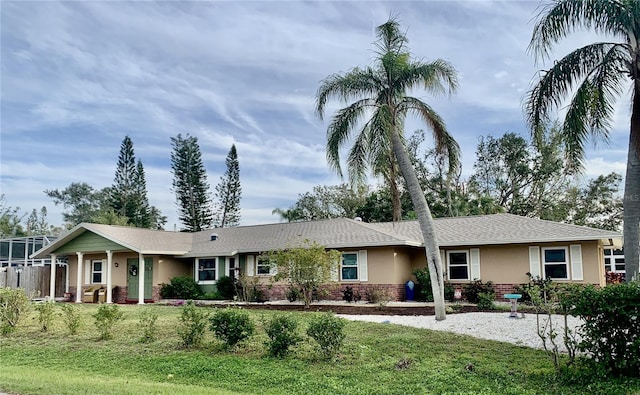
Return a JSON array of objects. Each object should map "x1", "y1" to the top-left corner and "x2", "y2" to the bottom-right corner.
[{"x1": 388, "y1": 240, "x2": 605, "y2": 287}]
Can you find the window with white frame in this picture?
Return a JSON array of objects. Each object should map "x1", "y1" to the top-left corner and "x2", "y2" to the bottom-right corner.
[
  {"x1": 341, "y1": 253, "x2": 358, "y2": 280},
  {"x1": 256, "y1": 257, "x2": 272, "y2": 275},
  {"x1": 227, "y1": 257, "x2": 237, "y2": 278},
  {"x1": 447, "y1": 251, "x2": 469, "y2": 280},
  {"x1": 542, "y1": 247, "x2": 569, "y2": 279},
  {"x1": 92, "y1": 260, "x2": 104, "y2": 284},
  {"x1": 197, "y1": 258, "x2": 217, "y2": 282},
  {"x1": 604, "y1": 248, "x2": 625, "y2": 273}
]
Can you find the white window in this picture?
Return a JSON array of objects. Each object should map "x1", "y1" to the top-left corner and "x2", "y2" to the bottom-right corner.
[
  {"x1": 256, "y1": 257, "x2": 272, "y2": 275},
  {"x1": 341, "y1": 253, "x2": 358, "y2": 280},
  {"x1": 447, "y1": 251, "x2": 469, "y2": 280},
  {"x1": 197, "y1": 258, "x2": 217, "y2": 283},
  {"x1": 91, "y1": 259, "x2": 104, "y2": 284},
  {"x1": 228, "y1": 257, "x2": 237, "y2": 278},
  {"x1": 604, "y1": 248, "x2": 625, "y2": 274},
  {"x1": 542, "y1": 247, "x2": 569, "y2": 280}
]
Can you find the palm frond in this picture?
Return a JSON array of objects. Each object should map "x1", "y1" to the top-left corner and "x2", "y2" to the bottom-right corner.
[
  {"x1": 400, "y1": 96, "x2": 460, "y2": 175},
  {"x1": 525, "y1": 42, "x2": 622, "y2": 133},
  {"x1": 346, "y1": 129, "x2": 370, "y2": 186},
  {"x1": 529, "y1": 0, "x2": 628, "y2": 60},
  {"x1": 374, "y1": 17, "x2": 408, "y2": 57},
  {"x1": 315, "y1": 68, "x2": 381, "y2": 119},
  {"x1": 402, "y1": 59, "x2": 459, "y2": 96},
  {"x1": 325, "y1": 98, "x2": 374, "y2": 176},
  {"x1": 561, "y1": 44, "x2": 628, "y2": 171}
]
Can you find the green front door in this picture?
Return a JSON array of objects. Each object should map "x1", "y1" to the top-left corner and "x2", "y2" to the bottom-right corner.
[{"x1": 127, "y1": 258, "x2": 153, "y2": 300}]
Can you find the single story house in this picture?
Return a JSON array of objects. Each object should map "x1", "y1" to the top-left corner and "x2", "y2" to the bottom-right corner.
[{"x1": 32, "y1": 213, "x2": 622, "y2": 303}]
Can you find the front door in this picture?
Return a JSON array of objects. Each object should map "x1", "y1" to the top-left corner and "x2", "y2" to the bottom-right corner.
[{"x1": 127, "y1": 258, "x2": 153, "y2": 300}]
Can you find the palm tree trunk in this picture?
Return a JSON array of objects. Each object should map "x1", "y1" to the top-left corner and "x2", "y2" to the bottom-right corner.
[
  {"x1": 624, "y1": 85, "x2": 640, "y2": 282},
  {"x1": 389, "y1": 128, "x2": 447, "y2": 320}
]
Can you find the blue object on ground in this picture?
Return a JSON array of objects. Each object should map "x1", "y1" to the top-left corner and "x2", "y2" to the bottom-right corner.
[{"x1": 405, "y1": 280, "x2": 415, "y2": 301}]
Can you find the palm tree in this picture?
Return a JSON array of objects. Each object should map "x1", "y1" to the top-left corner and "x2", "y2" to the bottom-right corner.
[
  {"x1": 526, "y1": 0, "x2": 640, "y2": 282},
  {"x1": 316, "y1": 17, "x2": 459, "y2": 320}
]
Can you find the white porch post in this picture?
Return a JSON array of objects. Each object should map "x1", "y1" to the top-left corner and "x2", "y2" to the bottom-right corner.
[
  {"x1": 75, "y1": 252, "x2": 84, "y2": 303},
  {"x1": 138, "y1": 253, "x2": 145, "y2": 304},
  {"x1": 106, "y1": 250, "x2": 113, "y2": 303},
  {"x1": 49, "y1": 253, "x2": 57, "y2": 302}
]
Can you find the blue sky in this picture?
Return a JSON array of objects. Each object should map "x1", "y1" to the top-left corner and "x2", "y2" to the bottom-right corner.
[{"x1": 0, "y1": 1, "x2": 631, "y2": 230}]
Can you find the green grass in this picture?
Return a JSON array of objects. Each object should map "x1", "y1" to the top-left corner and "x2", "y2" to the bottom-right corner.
[{"x1": 0, "y1": 304, "x2": 638, "y2": 395}]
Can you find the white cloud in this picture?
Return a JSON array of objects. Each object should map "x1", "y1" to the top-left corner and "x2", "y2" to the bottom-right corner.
[{"x1": 1, "y1": 0, "x2": 634, "y2": 230}]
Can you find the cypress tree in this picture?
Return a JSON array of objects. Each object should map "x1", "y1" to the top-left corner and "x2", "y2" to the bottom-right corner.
[
  {"x1": 214, "y1": 144, "x2": 242, "y2": 227},
  {"x1": 170, "y1": 133, "x2": 213, "y2": 232},
  {"x1": 132, "y1": 160, "x2": 152, "y2": 228},
  {"x1": 111, "y1": 136, "x2": 137, "y2": 220},
  {"x1": 109, "y1": 136, "x2": 165, "y2": 229}
]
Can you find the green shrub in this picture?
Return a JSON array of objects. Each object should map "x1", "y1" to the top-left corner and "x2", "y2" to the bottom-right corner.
[
  {"x1": 177, "y1": 301, "x2": 209, "y2": 348},
  {"x1": 476, "y1": 292, "x2": 495, "y2": 310},
  {"x1": 444, "y1": 282, "x2": 456, "y2": 302},
  {"x1": 209, "y1": 308, "x2": 254, "y2": 349},
  {"x1": 60, "y1": 303, "x2": 82, "y2": 335},
  {"x1": 306, "y1": 312, "x2": 346, "y2": 359},
  {"x1": 569, "y1": 282, "x2": 640, "y2": 377},
  {"x1": 34, "y1": 301, "x2": 55, "y2": 332},
  {"x1": 201, "y1": 292, "x2": 225, "y2": 300},
  {"x1": 463, "y1": 280, "x2": 494, "y2": 304},
  {"x1": 0, "y1": 287, "x2": 30, "y2": 335},
  {"x1": 216, "y1": 276, "x2": 237, "y2": 300},
  {"x1": 137, "y1": 309, "x2": 158, "y2": 343},
  {"x1": 92, "y1": 304, "x2": 125, "y2": 340},
  {"x1": 263, "y1": 314, "x2": 302, "y2": 358},
  {"x1": 413, "y1": 268, "x2": 433, "y2": 302},
  {"x1": 160, "y1": 276, "x2": 203, "y2": 300}
]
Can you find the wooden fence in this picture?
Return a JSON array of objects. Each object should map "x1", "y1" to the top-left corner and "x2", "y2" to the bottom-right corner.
[{"x1": 0, "y1": 265, "x2": 67, "y2": 298}]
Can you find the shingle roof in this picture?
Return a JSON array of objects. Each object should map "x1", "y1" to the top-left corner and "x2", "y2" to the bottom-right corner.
[
  {"x1": 370, "y1": 213, "x2": 621, "y2": 246},
  {"x1": 33, "y1": 214, "x2": 621, "y2": 258},
  {"x1": 32, "y1": 223, "x2": 192, "y2": 257},
  {"x1": 186, "y1": 217, "x2": 419, "y2": 257}
]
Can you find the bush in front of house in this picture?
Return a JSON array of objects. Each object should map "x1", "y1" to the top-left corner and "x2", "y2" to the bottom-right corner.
[
  {"x1": 462, "y1": 279, "x2": 494, "y2": 304},
  {"x1": 306, "y1": 312, "x2": 346, "y2": 359},
  {"x1": 476, "y1": 292, "x2": 495, "y2": 310},
  {"x1": 216, "y1": 275, "x2": 237, "y2": 300},
  {"x1": 177, "y1": 300, "x2": 209, "y2": 348},
  {"x1": 160, "y1": 275, "x2": 203, "y2": 300},
  {"x1": 569, "y1": 282, "x2": 640, "y2": 378},
  {"x1": 0, "y1": 287, "x2": 30, "y2": 335},
  {"x1": 34, "y1": 301, "x2": 55, "y2": 332},
  {"x1": 93, "y1": 304, "x2": 125, "y2": 340},
  {"x1": 412, "y1": 268, "x2": 433, "y2": 302},
  {"x1": 137, "y1": 309, "x2": 158, "y2": 343},
  {"x1": 60, "y1": 303, "x2": 82, "y2": 335},
  {"x1": 263, "y1": 314, "x2": 302, "y2": 358},
  {"x1": 209, "y1": 307, "x2": 254, "y2": 349}
]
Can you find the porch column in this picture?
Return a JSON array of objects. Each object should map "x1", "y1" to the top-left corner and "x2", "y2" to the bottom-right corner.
[
  {"x1": 75, "y1": 252, "x2": 84, "y2": 303},
  {"x1": 106, "y1": 250, "x2": 113, "y2": 304},
  {"x1": 138, "y1": 253, "x2": 145, "y2": 304},
  {"x1": 49, "y1": 253, "x2": 57, "y2": 302}
]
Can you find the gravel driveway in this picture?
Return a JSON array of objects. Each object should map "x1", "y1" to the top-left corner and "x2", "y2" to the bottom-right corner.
[{"x1": 340, "y1": 312, "x2": 583, "y2": 351}]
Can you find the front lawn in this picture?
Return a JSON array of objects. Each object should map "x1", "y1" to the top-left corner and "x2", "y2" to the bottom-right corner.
[{"x1": 0, "y1": 304, "x2": 637, "y2": 394}]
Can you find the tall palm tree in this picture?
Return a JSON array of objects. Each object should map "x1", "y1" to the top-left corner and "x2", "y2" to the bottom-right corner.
[
  {"x1": 526, "y1": 0, "x2": 640, "y2": 282},
  {"x1": 316, "y1": 17, "x2": 459, "y2": 320}
]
